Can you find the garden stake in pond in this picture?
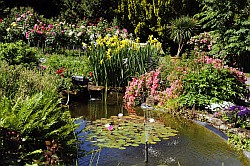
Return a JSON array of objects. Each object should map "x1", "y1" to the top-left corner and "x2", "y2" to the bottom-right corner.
[{"x1": 144, "y1": 109, "x2": 149, "y2": 163}]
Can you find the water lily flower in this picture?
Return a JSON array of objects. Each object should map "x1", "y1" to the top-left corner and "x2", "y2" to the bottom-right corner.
[
  {"x1": 118, "y1": 113, "x2": 123, "y2": 118},
  {"x1": 104, "y1": 123, "x2": 110, "y2": 128},
  {"x1": 149, "y1": 118, "x2": 155, "y2": 123},
  {"x1": 108, "y1": 125, "x2": 113, "y2": 131}
]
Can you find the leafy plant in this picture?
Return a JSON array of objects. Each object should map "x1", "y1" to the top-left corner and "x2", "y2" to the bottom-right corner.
[
  {"x1": 195, "y1": 0, "x2": 250, "y2": 70},
  {"x1": 227, "y1": 132, "x2": 250, "y2": 152},
  {"x1": 221, "y1": 106, "x2": 250, "y2": 128},
  {"x1": 85, "y1": 34, "x2": 162, "y2": 88},
  {"x1": 0, "y1": 41, "x2": 37, "y2": 66},
  {"x1": 0, "y1": 93, "x2": 79, "y2": 165},
  {"x1": 38, "y1": 52, "x2": 90, "y2": 78},
  {"x1": 0, "y1": 61, "x2": 66, "y2": 100},
  {"x1": 179, "y1": 64, "x2": 248, "y2": 108}
]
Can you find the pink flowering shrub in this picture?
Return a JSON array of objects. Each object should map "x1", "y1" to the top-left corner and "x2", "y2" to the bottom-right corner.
[
  {"x1": 193, "y1": 55, "x2": 247, "y2": 84},
  {"x1": 188, "y1": 32, "x2": 216, "y2": 56},
  {"x1": 124, "y1": 68, "x2": 161, "y2": 107},
  {"x1": 123, "y1": 31, "x2": 248, "y2": 110}
]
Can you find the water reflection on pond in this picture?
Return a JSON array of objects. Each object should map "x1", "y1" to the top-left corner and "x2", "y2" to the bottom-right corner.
[{"x1": 70, "y1": 100, "x2": 250, "y2": 166}]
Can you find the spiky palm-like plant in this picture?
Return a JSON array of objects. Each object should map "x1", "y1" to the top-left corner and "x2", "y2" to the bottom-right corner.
[{"x1": 169, "y1": 16, "x2": 197, "y2": 57}]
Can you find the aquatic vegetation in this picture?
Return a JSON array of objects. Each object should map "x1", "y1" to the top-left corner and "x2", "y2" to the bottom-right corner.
[{"x1": 83, "y1": 113, "x2": 177, "y2": 150}]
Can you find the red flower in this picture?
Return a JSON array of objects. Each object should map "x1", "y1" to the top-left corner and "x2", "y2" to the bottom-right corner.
[
  {"x1": 56, "y1": 68, "x2": 65, "y2": 74},
  {"x1": 41, "y1": 65, "x2": 47, "y2": 69},
  {"x1": 0, "y1": 18, "x2": 2, "y2": 23},
  {"x1": 89, "y1": 71, "x2": 93, "y2": 77}
]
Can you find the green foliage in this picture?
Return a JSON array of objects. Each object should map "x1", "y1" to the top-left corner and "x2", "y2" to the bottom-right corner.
[
  {"x1": 59, "y1": 0, "x2": 117, "y2": 23},
  {"x1": 85, "y1": 35, "x2": 162, "y2": 87},
  {"x1": 0, "y1": 61, "x2": 66, "y2": 100},
  {"x1": 195, "y1": 0, "x2": 250, "y2": 67},
  {"x1": 0, "y1": 41, "x2": 37, "y2": 66},
  {"x1": 227, "y1": 132, "x2": 250, "y2": 152},
  {"x1": 38, "y1": 52, "x2": 90, "y2": 78},
  {"x1": 0, "y1": 93, "x2": 79, "y2": 164},
  {"x1": 179, "y1": 65, "x2": 248, "y2": 108},
  {"x1": 116, "y1": 0, "x2": 201, "y2": 47}
]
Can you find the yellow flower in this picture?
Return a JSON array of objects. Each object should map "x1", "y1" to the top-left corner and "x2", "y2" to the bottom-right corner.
[
  {"x1": 135, "y1": 37, "x2": 140, "y2": 43},
  {"x1": 148, "y1": 35, "x2": 153, "y2": 43},
  {"x1": 6, "y1": 28, "x2": 10, "y2": 32},
  {"x1": 11, "y1": 22, "x2": 17, "y2": 27},
  {"x1": 96, "y1": 35, "x2": 104, "y2": 46},
  {"x1": 82, "y1": 42, "x2": 87, "y2": 48},
  {"x1": 106, "y1": 48, "x2": 112, "y2": 60},
  {"x1": 100, "y1": 59, "x2": 104, "y2": 65}
]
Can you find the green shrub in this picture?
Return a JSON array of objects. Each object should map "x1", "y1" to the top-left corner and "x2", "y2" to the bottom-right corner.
[
  {"x1": 0, "y1": 61, "x2": 67, "y2": 100},
  {"x1": 179, "y1": 65, "x2": 248, "y2": 108},
  {"x1": 0, "y1": 41, "x2": 37, "y2": 66},
  {"x1": 39, "y1": 52, "x2": 90, "y2": 78}
]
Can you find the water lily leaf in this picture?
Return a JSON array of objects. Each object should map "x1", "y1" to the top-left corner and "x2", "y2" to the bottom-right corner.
[
  {"x1": 96, "y1": 139, "x2": 105, "y2": 142},
  {"x1": 153, "y1": 138, "x2": 161, "y2": 142},
  {"x1": 83, "y1": 113, "x2": 178, "y2": 149},
  {"x1": 149, "y1": 141, "x2": 157, "y2": 144},
  {"x1": 131, "y1": 143, "x2": 139, "y2": 146},
  {"x1": 119, "y1": 147, "x2": 126, "y2": 150}
]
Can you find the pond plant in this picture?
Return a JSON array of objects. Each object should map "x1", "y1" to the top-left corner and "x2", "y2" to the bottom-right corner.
[{"x1": 83, "y1": 112, "x2": 177, "y2": 164}]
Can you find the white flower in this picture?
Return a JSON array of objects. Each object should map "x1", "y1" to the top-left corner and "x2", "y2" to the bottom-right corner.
[
  {"x1": 82, "y1": 42, "x2": 87, "y2": 49},
  {"x1": 77, "y1": 32, "x2": 83, "y2": 37},
  {"x1": 89, "y1": 34, "x2": 95, "y2": 41},
  {"x1": 68, "y1": 31, "x2": 74, "y2": 37},
  {"x1": 118, "y1": 113, "x2": 123, "y2": 118},
  {"x1": 104, "y1": 123, "x2": 110, "y2": 128},
  {"x1": 122, "y1": 58, "x2": 128, "y2": 64},
  {"x1": 149, "y1": 118, "x2": 155, "y2": 123}
]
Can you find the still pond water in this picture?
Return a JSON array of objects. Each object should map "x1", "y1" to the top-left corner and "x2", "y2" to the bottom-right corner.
[{"x1": 70, "y1": 100, "x2": 250, "y2": 166}]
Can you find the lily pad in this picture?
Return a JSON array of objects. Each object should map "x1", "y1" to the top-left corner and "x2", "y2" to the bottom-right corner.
[{"x1": 83, "y1": 113, "x2": 178, "y2": 150}]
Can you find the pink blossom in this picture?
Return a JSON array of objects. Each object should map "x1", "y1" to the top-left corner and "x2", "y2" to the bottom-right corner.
[
  {"x1": 108, "y1": 125, "x2": 113, "y2": 131},
  {"x1": 48, "y1": 24, "x2": 53, "y2": 29},
  {"x1": 123, "y1": 28, "x2": 128, "y2": 33},
  {"x1": 25, "y1": 32, "x2": 29, "y2": 39}
]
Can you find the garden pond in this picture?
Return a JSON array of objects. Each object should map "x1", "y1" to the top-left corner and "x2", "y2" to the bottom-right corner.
[{"x1": 70, "y1": 99, "x2": 250, "y2": 166}]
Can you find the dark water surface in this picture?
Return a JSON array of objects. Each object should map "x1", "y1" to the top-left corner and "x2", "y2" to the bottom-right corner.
[{"x1": 70, "y1": 100, "x2": 250, "y2": 166}]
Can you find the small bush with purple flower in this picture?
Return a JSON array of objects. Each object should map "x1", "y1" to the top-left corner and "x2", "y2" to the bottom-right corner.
[{"x1": 221, "y1": 106, "x2": 250, "y2": 129}]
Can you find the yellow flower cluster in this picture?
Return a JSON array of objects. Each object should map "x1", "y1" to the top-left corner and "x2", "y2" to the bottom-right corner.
[
  {"x1": 147, "y1": 35, "x2": 162, "y2": 49},
  {"x1": 106, "y1": 48, "x2": 112, "y2": 60},
  {"x1": 95, "y1": 34, "x2": 149, "y2": 53},
  {"x1": 85, "y1": 34, "x2": 163, "y2": 64}
]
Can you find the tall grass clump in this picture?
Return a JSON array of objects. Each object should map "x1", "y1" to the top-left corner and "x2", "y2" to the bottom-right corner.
[{"x1": 85, "y1": 35, "x2": 163, "y2": 88}]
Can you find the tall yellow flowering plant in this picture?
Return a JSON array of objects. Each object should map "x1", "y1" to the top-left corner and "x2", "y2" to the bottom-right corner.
[{"x1": 85, "y1": 34, "x2": 162, "y2": 89}]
